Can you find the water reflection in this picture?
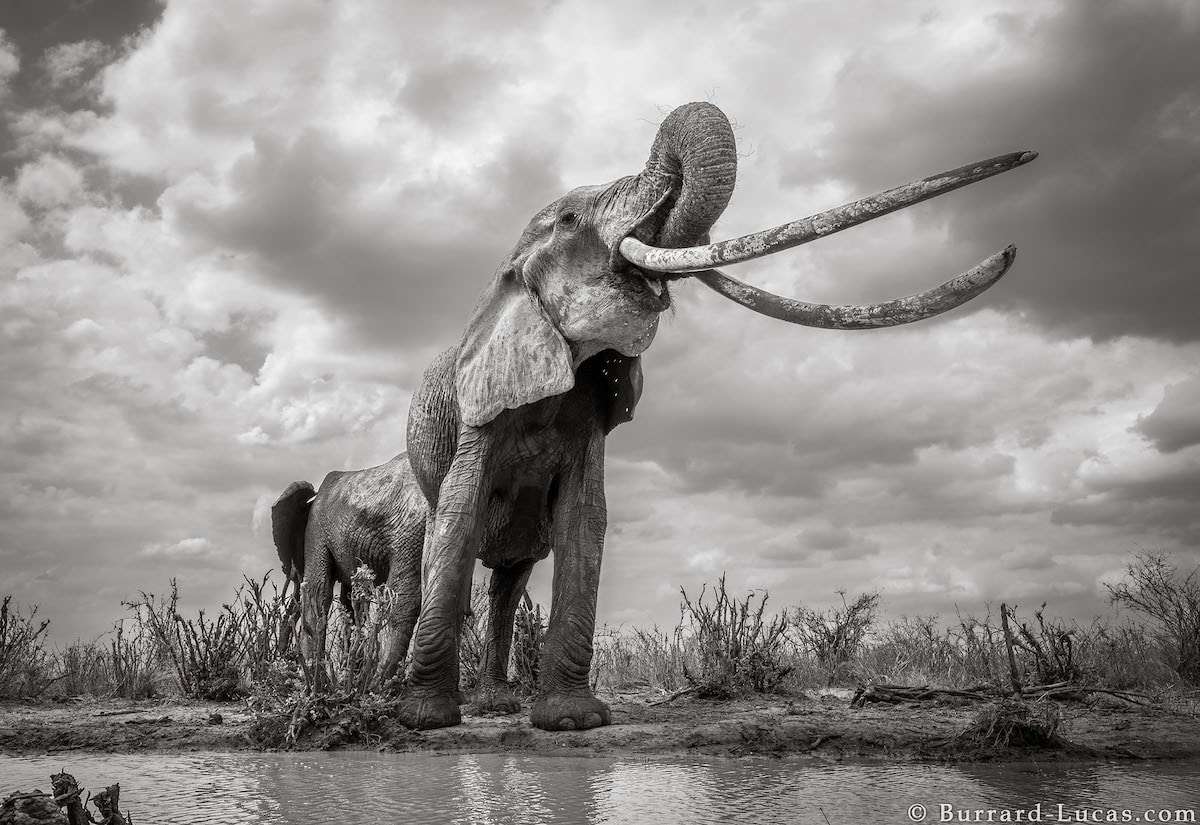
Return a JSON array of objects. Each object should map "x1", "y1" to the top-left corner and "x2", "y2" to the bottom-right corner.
[{"x1": 2, "y1": 752, "x2": 1197, "y2": 824}]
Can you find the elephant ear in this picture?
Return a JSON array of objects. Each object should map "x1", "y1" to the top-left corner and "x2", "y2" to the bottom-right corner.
[{"x1": 456, "y1": 267, "x2": 575, "y2": 427}]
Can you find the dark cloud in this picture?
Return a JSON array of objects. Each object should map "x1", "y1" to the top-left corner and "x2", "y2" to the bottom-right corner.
[
  {"x1": 199, "y1": 313, "x2": 272, "y2": 376},
  {"x1": 398, "y1": 56, "x2": 504, "y2": 130},
  {"x1": 1136, "y1": 375, "x2": 1200, "y2": 453},
  {"x1": 172, "y1": 123, "x2": 567, "y2": 350},
  {"x1": 797, "y1": 0, "x2": 1200, "y2": 342},
  {"x1": 1052, "y1": 462, "x2": 1200, "y2": 545}
]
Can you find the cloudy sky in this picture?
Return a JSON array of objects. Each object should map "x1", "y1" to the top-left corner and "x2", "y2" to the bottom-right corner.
[{"x1": 1, "y1": 0, "x2": 1197, "y2": 642}]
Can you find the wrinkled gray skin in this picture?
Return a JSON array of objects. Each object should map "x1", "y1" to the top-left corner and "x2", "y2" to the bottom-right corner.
[
  {"x1": 399, "y1": 102, "x2": 738, "y2": 731},
  {"x1": 272, "y1": 454, "x2": 427, "y2": 684}
]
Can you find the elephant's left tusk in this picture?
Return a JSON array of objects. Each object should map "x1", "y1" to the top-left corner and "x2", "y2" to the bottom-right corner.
[
  {"x1": 694, "y1": 245, "x2": 1016, "y2": 329},
  {"x1": 619, "y1": 150, "x2": 1037, "y2": 273}
]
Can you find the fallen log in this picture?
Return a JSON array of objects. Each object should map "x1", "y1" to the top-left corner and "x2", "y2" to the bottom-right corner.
[
  {"x1": 851, "y1": 682, "x2": 1156, "y2": 709},
  {"x1": 850, "y1": 684, "x2": 991, "y2": 707}
]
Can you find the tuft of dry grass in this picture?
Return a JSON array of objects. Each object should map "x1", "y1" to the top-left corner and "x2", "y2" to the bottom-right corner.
[
  {"x1": 593, "y1": 625, "x2": 690, "y2": 694},
  {"x1": 959, "y1": 698, "x2": 1062, "y2": 748}
]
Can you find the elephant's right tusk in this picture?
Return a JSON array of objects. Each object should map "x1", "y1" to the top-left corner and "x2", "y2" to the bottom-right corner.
[
  {"x1": 694, "y1": 245, "x2": 1017, "y2": 329},
  {"x1": 619, "y1": 150, "x2": 1037, "y2": 273}
]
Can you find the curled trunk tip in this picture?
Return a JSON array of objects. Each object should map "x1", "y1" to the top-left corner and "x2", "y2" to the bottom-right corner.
[{"x1": 639, "y1": 102, "x2": 738, "y2": 248}]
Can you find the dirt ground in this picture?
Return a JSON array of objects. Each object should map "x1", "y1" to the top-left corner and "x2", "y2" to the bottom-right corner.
[{"x1": 2, "y1": 690, "x2": 1197, "y2": 762}]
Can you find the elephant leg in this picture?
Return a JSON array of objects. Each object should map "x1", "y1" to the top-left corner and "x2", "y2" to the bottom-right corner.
[
  {"x1": 450, "y1": 565, "x2": 475, "y2": 704},
  {"x1": 473, "y1": 559, "x2": 535, "y2": 713},
  {"x1": 375, "y1": 518, "x2": 426, "y2": 687},
  {"x1": 398, "y1": 435, "x2": 488, "y2": 729},
  {"x1": 300, "y1": 544, "x2": 337, "y2": 687},
  {"x1": 531, "y1": 436, "x2": 611, "y2": 731}
]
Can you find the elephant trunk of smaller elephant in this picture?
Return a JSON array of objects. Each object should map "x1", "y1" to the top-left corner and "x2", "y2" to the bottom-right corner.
[{"x1": 621, "y1": 150, "x2": 1039, "y2": 329}]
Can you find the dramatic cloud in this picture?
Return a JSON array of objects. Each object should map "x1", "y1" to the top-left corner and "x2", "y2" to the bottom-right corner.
[
  {"x1": 1137, "y1": 376, "x2": 1200, "y2": 454},
  {"x1": 0, "y1": 0, "x2": 1197, "y2": 642},
  {"x1": 0, "y1": 32, "x2": 17, "y2": 98}
]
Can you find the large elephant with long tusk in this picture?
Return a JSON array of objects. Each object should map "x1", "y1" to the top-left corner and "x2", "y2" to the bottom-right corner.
[{"x1": 387, "y1": 101, "x2": 1036, "y2": 731}]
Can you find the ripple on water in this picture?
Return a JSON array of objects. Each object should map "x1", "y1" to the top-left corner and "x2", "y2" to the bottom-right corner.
[{"x1": 2, "y1": 753, "x2": 1198, "y2": 824}]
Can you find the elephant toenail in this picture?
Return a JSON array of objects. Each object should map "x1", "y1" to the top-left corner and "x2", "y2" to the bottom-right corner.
[
  {"x1": 559, "y1": 718, "x2": 576, "y2": 730},
  {"x1": 585, "y1": 713, "x2": 602, "y2": 727}
]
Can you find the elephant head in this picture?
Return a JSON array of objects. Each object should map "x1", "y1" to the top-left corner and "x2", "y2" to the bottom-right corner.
[
  {"x1": 455, "y1": 102, "x2": 1036, "y2": 429},
  {"x1": 455, "y1": 102, "x2": 737, "y2": 428}
]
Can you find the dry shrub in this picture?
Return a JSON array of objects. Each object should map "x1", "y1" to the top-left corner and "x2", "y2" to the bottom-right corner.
[
  {"x1": 859, "y1": 615, "x2": 964, "y2": 686},
  {"x1": 109, "y1": 613, "x2": 167, "y2": 698},
  {"x1": 458, "y1": 583, "x2": 490, "y2": 693},
  {"x1": 959, "y1": 699, "x2": 1062, "y2": 749},
  {"x1": 510, "y1": 592, "x2": 544, "y2": 695},
  {"x1": 1106, "y1": 551, "x2": 1200, "y2": 684},
  {"x1": 459, "y1": 585, "x2": 544, "y2": 696},
  {"x1": 126, "y1": 580, "x2": 241, "y2": 700},
  {"x1": 322, "y1": 566, "x2": 406, "y2": 693},
  {"x1": 55, "y1": 640, "x2": 111, "y2": 697},
  {"x1": 680, "y1": 574, "x2": 792, "y2": 698},
  {"x1": 0, "y1": 596, "x2": 54, "y2": 698},
  {"x1": 233, "y1": 572, "x2": 298, "y2": 685},
  {"x1": 1075, "y1": 621, "x2": 1180, "y2": 690},
  {"x1": 248, "y1": 566, "x2": 406, "y2": 748},
  {"x1": 1007, "y1": 604, "x2": 1081, "y2": 685},
  {"x1": 792, "y1": 591, "x2": 879, "y2": 681}
]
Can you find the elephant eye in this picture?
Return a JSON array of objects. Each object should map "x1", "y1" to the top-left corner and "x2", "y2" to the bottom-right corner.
[{"x1": 558, "y1": 211, "x2": 578, "y2": 227}]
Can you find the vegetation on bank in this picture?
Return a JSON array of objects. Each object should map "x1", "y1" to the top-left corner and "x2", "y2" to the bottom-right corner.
[{"x1": 2, "y1": 552, "x2": 1197, "y2": 721}]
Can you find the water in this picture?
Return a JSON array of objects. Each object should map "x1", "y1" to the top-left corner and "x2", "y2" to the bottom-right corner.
[{"x1": 2, "y1": 752, "x2": 1198, "y2": 824}]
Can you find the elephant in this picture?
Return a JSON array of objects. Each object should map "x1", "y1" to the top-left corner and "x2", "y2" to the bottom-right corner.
[
  {"x1": 393, "y1": 101, "x2": 1036, "y2": 731},
  {"x1": 271, "y1": 453, "x2": 427, "y2": 684}
]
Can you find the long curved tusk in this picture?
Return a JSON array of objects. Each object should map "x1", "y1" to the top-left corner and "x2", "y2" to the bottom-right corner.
[
  {"x1": 620, "y1": 151, "x2": 1037, "y2": 273},
  {"x1": 694, "y1": 245, "x2": 1016, "y2": 329}
]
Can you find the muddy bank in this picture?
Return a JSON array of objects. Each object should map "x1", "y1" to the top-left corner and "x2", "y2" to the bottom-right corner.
[{"x1": 2, "y1": 693, "x2": 1196, "y2": 762}]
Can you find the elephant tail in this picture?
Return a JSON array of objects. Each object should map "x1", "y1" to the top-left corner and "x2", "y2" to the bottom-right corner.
[{"x1": 272, "y1": 480, "x2": 315, "y2": 582}]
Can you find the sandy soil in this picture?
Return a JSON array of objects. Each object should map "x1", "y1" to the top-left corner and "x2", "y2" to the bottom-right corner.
[{"x1": 2, "y1": 691, "x2": 1197, "y2": 762}]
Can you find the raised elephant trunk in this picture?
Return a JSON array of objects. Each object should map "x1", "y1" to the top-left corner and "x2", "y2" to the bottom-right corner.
[{"x1": 636, "y1": 102, "x2": 737, "y2": 247}]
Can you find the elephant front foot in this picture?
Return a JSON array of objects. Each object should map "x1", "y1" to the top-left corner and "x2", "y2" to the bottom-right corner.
[
  {"x1": 530, "y1": 692, "x2": 611, "y2": 731},
  {"x1": 472, "y1": 681, "x2": 524, "y2": 714},
  {"x1": 396, "y1": 690, "x2": 461, "y2": 730}
]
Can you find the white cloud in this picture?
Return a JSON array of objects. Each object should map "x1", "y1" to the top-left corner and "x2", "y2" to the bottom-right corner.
[
  {"x1": 41, "y1": 40, "x2": 110, "y2": 88},
  {"x1": 15, "y1": 155, "x2": 86, "y2": 208},
  {"x1": 142, "y1": 537, "x2": 217, "y2": 559}
]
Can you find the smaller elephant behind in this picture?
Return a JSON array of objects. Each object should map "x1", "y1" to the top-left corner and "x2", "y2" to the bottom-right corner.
[{"x1": 271, "y1": 453, "x2": 428, "y2": 683}]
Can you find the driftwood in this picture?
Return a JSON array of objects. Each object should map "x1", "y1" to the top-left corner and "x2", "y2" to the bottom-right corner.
[
  {"x1": 0, "y1": 773, "x2": 130, "y2": 825},
  {"x1": 851, "y1": 681, "x2": 1153, "y2": 709},
  {"x1": 648, "y1": 686, "x2": 699, "y2": 706}
]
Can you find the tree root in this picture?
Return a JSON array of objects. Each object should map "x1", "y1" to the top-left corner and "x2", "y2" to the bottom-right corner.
[{"x1": 1, "y1": 772, "x2": 131, "y2": 825}]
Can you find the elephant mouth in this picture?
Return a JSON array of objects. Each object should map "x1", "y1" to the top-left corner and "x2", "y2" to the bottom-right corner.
[
  {"x1": 612, "y1": 189, "x2": 682, "y2": 312},
  {"x1": 616, "y1": 261, "x2": 671, "y2": 311}
]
